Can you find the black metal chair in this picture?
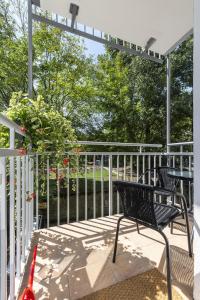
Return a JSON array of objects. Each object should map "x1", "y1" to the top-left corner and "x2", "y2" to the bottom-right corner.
[
  {"x1": 112, "y1": 181, "x2": 192, "y2": 300},
  {"x1": 138, "y1": 166, "x2": 178, "y2": 200},
  {"x1": 156, "y1": 166, "x2": 178, "y2": 198}
]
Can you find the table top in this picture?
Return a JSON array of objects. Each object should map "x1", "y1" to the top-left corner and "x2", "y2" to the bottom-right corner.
[{"x1": 167, "y1": 170, "x2": 193, "y2": 181}]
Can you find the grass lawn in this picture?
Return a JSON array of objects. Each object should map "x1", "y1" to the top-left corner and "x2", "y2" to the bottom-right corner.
[{"x1": 49, "y1": 167, "x2": 116, "y2": 181}]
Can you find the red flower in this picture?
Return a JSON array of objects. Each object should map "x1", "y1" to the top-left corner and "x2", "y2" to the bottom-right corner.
[
  {"x1": 50, "y1": 167, "x2": 57, "y2": 173},
  {"x1": 63, "y1": 158, "x2": 70, "y2": 166},
  {"x1": 20, "y1": 127, "x2": 27, "y2": 133},
  {"x1": 18, "y1": 148, "x2": 27, "y2": 156},
  {"x1": 31, "y1": 192, "x2": 36, "y2": 200}
]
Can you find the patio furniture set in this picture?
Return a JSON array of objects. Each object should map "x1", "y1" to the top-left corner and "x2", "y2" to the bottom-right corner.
[{"x1": 113, "y1": 166, "x2": 193, "y2": 300}]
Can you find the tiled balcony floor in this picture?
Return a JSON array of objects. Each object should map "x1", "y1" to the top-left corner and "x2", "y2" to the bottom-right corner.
[{"x1": 20, "y1": 215, "x2": 193, "y2": 300}]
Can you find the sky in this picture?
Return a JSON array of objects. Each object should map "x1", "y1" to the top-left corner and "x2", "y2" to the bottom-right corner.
[{"x1": 83, "y1": 38, "x2": 105, "y2": 59}]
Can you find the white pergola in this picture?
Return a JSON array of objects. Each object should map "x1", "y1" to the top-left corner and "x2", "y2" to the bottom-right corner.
[{"x1": 28, "y1": 1, "x2": 200, "y2": 298}]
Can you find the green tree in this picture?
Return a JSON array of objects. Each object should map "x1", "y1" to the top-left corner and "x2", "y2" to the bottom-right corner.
[
  {"x1": 0, "y1": 92, "x2": 76, "y2": 153},
  {"x1": 0, "y1": 2, "x2": 28, "y2": 109}
]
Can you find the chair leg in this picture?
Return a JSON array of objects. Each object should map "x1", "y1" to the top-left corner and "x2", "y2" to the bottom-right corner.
[
  {"x1": 112, "y1": 216, "x2": 124, "y2": 263},
  {"x1": 159, "y1": 231, "x2": 172, "y2": 300},
  {"x1": 136, "y1": 222, "x2": 140, "y2": 234},
  {"x1": 170, "y1": 221, "x2": 173, "y2": 234},
  {"x1": 180, "y1": 194, "x2": 192, "y2": 257}
]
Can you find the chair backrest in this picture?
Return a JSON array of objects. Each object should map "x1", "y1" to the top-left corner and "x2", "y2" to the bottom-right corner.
[
  {"x1": 138, "y1": 168, "x2": 157, "y2": 186},
  {"x1": 157, "y1": 166, "x2": 177, "y2": 192},
  {"x1": 114, "y1": 181, "x2": 157, "y2": 227}
]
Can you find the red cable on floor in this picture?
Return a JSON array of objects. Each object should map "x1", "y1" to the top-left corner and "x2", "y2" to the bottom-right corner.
[{"x1": 19, "y1": 245, "x2": 37, "y2": 300}]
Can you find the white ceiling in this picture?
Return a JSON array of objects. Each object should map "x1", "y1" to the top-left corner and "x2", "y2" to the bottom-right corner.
[{"x1": 40, "y1": 0, "x2": 193, "y2": 55}]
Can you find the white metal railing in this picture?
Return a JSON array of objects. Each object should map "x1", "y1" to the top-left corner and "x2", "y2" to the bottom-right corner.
[
  {"x1": 33, "y1": 151, "x2": 193, "y2": 228},
  {"x1": 0, "y1": 152, "x2": 35, "y2": 300},
  {"x1": 0, "y1": 114, "x2": 34, "y2": 300},
  {"x1": 0, "y1": 140, "x2": 194, "y2": 299},
  {"x1": 167, "y1": 141, "x2": 193, "y2": 153}
]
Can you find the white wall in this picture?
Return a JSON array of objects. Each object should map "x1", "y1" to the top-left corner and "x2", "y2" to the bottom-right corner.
[{"x1": 193, "y1": 0, "x2": 200, "y2": 299}]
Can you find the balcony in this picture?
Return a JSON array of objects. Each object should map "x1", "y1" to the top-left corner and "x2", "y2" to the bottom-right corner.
[{"x1": 0, "y1": 115, "x2": 194, "y2": 300}]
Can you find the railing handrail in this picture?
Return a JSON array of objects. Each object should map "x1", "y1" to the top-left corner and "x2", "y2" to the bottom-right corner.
[
  {"x1": 0, "y1": 113, "x2": 27, "y2": 137},
  {"x1": 168, "y1": 142, "x2": 193, "y2": 147},
  {"x1": 66, "y1": 141, "x2": 162, "y2": 148},
  {"x1": 0, "y1": 149, "x2": 194, "y2": 158}
]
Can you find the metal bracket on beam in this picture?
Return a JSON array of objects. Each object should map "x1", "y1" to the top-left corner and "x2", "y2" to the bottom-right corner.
[
  {"x1": 69, "y1": 3, "x2": 79, "y2": 29},
  {"x1": 32, "y1": 0, "x2": 40, "y2": 6},
  {"x1": 145, "y1": 37, "x2": 156, "y2": 52}
]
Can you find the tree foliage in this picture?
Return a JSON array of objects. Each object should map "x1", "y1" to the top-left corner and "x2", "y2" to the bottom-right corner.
[
  {"x1": 0, "y1": 0, "x2": 193, "y2": 147},
  {"x1": 0, "y1": 92, "x2": 76, "y2": 153}
]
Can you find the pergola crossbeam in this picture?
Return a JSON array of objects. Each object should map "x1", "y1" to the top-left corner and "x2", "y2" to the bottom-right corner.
[{"x1": 31, "y1": 3, "x2": 163, "y2": 64}]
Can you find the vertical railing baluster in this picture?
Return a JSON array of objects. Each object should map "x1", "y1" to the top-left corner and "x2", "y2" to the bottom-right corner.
[
  {"x1": 36, "y1": 154, "x2": 39, "y2": 229},
  {"x1": 142, "y1": 155, "x2": 145, "y2": 183},
  {"x1": 28, "y1": 157, "x2": 32, "y2": 240},
  {"x1": 159, "y1": 155, "x2": 162, "y2": 203},
  {"x1": 93, "y1": 155, "x2": 96, "y2": 219},
  {"x1": 67, "y1": 157, "x2": 70, "y2": 224},
  {"x1": 117, "y1": 155, "x2": 120, "y2": 213},
  {"x1": 137, "y1": 155, "x2": 139, "y2": 181},
  {"x1": 109, "y1": 155, "x2": 113, "y2": 216},
  {"x1": 57, "y1": 164, "x2": 60, "y2": 225},
  {"x1": 173, "y1": 155, "x2": 175, "y2": 168},
  {"x1": 31, "y1": 158, "x2": 34, "y2": 232},
  {"x1": 85, "y1": 155, "x2": 88, "y2": 220},
  {"x1": 123, "y1": 155, "x2": 126, "y2": 180},
  {"x1": 148, "y1": 155, "x2": 151, "y2": 184},
  {"x1": 153, "y1": 155, "x2": 156, "y2": 185},
  {"x1": 180, "y1": 146, "x2": 183, "y2": 194},
  {"x1": 10, "y1": 155, "x2": 15, "y2": 299},
  {"x1": 76, "y1": 156, "x2": 79, "y2": 222},
  {"x1": 47, "y1": 157, "x2": 50, "y2": 228},
  {"x1": 159, "y1": 155, "x2": 162, "y2": 167},
  {"x1": 101, "y1": 155, "x2": 104, "y2": 217},
  {"x1": 25, "y1": 156, "x2": 29, "y2": 249},
  {"x1": 22, "y1": 157, "x2": 26, "y2": 262},
  {"x1": 16, "y1": 156, "x2": 21, "y2": 279},
  {"x1": 0, "y1": 157, "x2": 7, "y2": 300},
  {"x1": 189, "y1": 155, "x2": 192, "y2": 210},
  {"x1": 130, "y1": 155, "x2": 133, "y2": 181}
]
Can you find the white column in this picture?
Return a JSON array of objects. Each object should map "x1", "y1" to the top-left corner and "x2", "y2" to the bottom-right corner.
[
  {"x1": 193, "y1": 0, "x2": 200, "y2": 299},
  {"x1": 166, "y1": 56, "x2": 171, "y2": 153}
]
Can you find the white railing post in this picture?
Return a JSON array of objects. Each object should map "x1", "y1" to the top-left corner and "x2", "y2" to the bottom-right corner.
[
  {"x1": 9, "y1": 155, "x2": 15, "y2": 300},
  {"x1": 28, "y1": 157, "x2": 32, "y2": 241},
  {"x1": 36, "y1": 154, "x2": 39, "y2": 229},
  {"x1": 25, "y1": 156, "x2": 29, "y2": 250},
  {"x1": 67, "y1": 159, "x2": 70, "y2": 223},
  {"x1": 57, "y1": 165, "x2": 60, "y2": 225},
  {"x1": 16, "y1": 156, "x2": 21, "y2": 279},
  {"x1": 153, "y1": 155, "x2": 157, "y2": 185},
  {"x1": 130, "y1": 155, "x2": 133, "y2": 181},
  {"x1": 137, "y1": 155, "x2": 139, "y2": 181},
  {"x1": 85, "y1": 155, "x2": 88, "y2": 220},
  {"x1": 101, "y1": 155, "x2": 104, "y2": 217},
  {"x1": 76, "y1": 157, "x2": 79, "y2": 222},
  {"x1": 22, "y1": 157, "x2": 26, "y2": 262},
  {"x1": 93, "y1": 155, "x2": 96, "y2": 219},
  {"x1": 148, "y1": 155, "x2": 151, "y2": 184},
  {"x1": 142, "y1": 155, "x2": 145, "y2": 183},
  {"x1": 47, "y1": 157, "x2": 50, "y2": 228},
  {"x1": 108, "y1": 155, "x2": 113, "y2": 216},
  {"x1": 31, "y1": 157, "x2": 34, "y2": 232},
  {"x1": 180, "y1": 145, "x2": 183, "y2": 194},
  {"x1": 0, "y1": 157, "x2": 7, "y2": 300},
  {"x1": 117, "y1": 155, "x2": 120, "y2": 213},
  {"x1": 123, "y1": 155, "x2": 126, "y2": 180}
]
